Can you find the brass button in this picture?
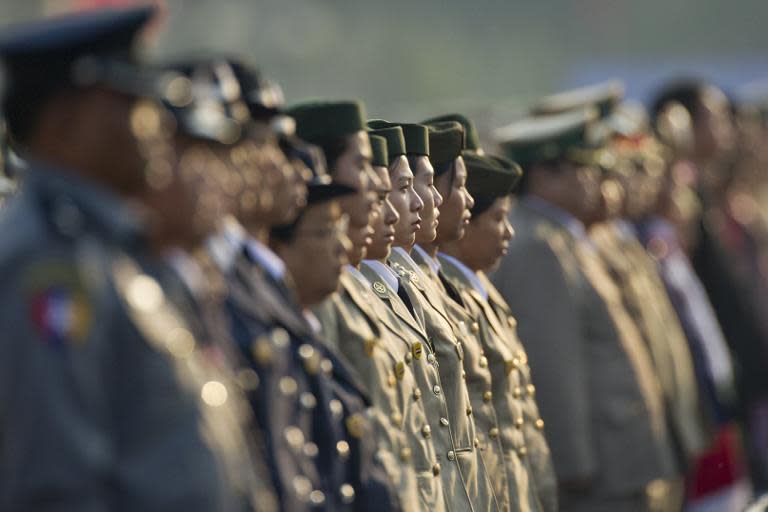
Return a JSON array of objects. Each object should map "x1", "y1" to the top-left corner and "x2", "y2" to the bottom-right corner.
[
  {"x1": 293, "y1": 475, "x2": 312, "y2": 498},
  {"x1": 285, "y1": 426, "x2": 304, "y2": 450},
  {"x1": 400, "y1": 447, "x2": 412, "y2": 462},
  {"x1": 309, "y1": 490, "x2": 326, "y2": 505},
  {"x1": 483, "y1": 390, "x2": 493, "y2": 403},
  {"x1": 346, "y1": 414, "x2": 365, "y2": 438},
  {"x1": 422, "y1": 425, "x2": 432, "y2": 438},
  {"x1": 471, "y1": 322, "x2": 480, "y2": 334},
  {"x1": 433, "y1": 385, "x2": 442, "y2": 395},
  {"x1": 432, "y1": 463, "x2": 441, "y2": 476},
  {"x1": 427, "y1": 353, "x2": 436, "y2": 364},
  {"x1": 303, "y1": 442, "x2": 319, "y2": 458},
  {"x1": 535, "y1": 419, "x2": 545, "y2": 430},
  {"x1": 329, "y1": 399, "x2": 344, "y2": 419},
  {"x1": 298, "y1": 343, "x2": 315, "y2": 360},
  {"x1": 387, "y1": 374, "x2": 396, "y2": 387},
  {"x1": 300, "y1": 392, "x2": 317, "y2": 409},
  {"x1": 395, "y1": 361, "x2": 406, "y2": 380},
  {"x1": 272, "y1": 327, "x2": 289, "y2": 348},
  {"x1": 515, "y1": 417, "x2": 524, "y2": 429},
  {"x1": 340, "y1": 483, "x2": 355, "y2": 504},
  {"x1": 391, "y1": 412, "x2": 403, "y2": 427},
  {"x1": 466, "y1": 406, "x2": 473, "y2": 416},
  {"x1": 336, "y1": 440, "x2": 350, "y2": 458},
  {"x1": 440, "y1": 417, "x2": 449, "y2": 427},
  {"x1": 251, "y1": 337, "x2": 273, "y2": 366},
  {"x1": 279, "y1": 376, "x2": 298, "y2": 396},
  {"x1": 527, "y1": 384, "x2": 536, "y2": 397},
  {"x1": 413, "y1": 388, "x2": 422, "y2": 400},
  {"x1": 320, "y1": 358, "x2": 334, "y2": 375},
  {"x1": 505, "y1": 359, "x2": 518, "y2": 375},
  {"x1": 489, "y1": 427, "x2": 499, "y2": 439},
  {"x1": 479, "y1": 355, "x2": 488, "y2": 368},
  {"x1": 513, "y1": 386, "x2": 522, "y2": 399},
  {"x1": 447, "y1": 450, "x2": 456, "y2": 461},
  {"x1": 518, "y1": 446, "x2": 527, "y2": 457},
  {"x1": 236, "y1": 368, "x2": 260, "y2": 391}
]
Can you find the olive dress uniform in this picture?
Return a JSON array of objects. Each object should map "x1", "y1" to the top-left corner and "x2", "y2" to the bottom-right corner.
[
  {"x1": 387, "y1": 249, "x2": 501, "y2": 512},
  {"x1": 361, "y1": 260, "x2": 475, "y2": 512}
]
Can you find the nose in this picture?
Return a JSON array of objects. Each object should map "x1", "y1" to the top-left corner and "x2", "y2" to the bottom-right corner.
[
  {"x1": 433, "y1": 186, "x2": 444, "y2": 208},
  {"x1": 465, "y1": 189, "x2": 475, "y2": 210},
  {"x1": 385, "y1": 199, "x2": 399, "y2": 226},
  {"x1": 412, "y1": 190, "x2": 424, "y2": 213},
  {"x1": 503, "y1": 218, "x2": 514, "y2": 241}
]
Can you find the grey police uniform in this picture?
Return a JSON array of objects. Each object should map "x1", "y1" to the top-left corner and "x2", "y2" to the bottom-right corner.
[{"x1": 0, "y1": 167, "x2": 268, "y2": 511}]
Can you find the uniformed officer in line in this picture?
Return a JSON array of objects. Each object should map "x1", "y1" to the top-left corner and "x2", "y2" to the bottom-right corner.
[
  {"x1": 0, "y1": 7, "x2": 271, "y2": 511},
  {"x1": 533, "y1": 86, "x2": 709, "y2": 506},
  {"x1": 396, "y1": 120, "x2": 520, "y2": 512},
  {"x1": 427, "y1": 112, "x2": 558, "y2": 512},
  {"x1": 312, "y1": 131, "x2": 441, "y2": 511},
  {"x1": 491, "y1": 109, "x2": 679, "y2": 512},
  {"x1": 0, "y1": 120, "x2": 18, "y2": 206},
  {"x1": 363, "y1": 120, "x2": 500, "y2": 511},
  {"x1": 173, "y1": 57, "x2": 324, "y2": 511},
  {"x1": 283, "y1": 100, "x2": 401, "y2": 511}
]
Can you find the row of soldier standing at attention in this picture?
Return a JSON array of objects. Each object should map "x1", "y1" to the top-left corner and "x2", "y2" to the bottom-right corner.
[{"x1": 0, "y1": 4, "x2": 766, "y2": 512}]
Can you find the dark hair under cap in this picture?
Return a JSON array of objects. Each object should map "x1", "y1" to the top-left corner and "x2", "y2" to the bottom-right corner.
[
  {"x1": 369, "y1": 135, "x2": 389, "y2": 168},
  {"x1": 367, "y1": 120, "x2": 429, "y2": 156},
  {"x1": 424, "y1": 121, "x2": 464, "y2": 174}
]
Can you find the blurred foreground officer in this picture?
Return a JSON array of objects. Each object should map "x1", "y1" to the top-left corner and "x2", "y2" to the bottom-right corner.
[
  {"x1": 284, "y1": 100, "x2": 401, "y2": 511},
  {"x1": 0, "y1": 7, "x2": 269, "y2": 511},
  {"x1": 492, "y1": 109, "x2": 678, "y2": 512}
]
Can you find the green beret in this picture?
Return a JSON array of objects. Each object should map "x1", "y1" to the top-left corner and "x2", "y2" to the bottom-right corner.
[
  {"x1": 369, "y1": 135, "x2": 389, "y2": 168},
  {"x1": 286, "y1": 100, "x2": 366, "y2": 142},
  {"x1": 422, "y1": 113, "x2": 481, "y2": 152},
  {"x1": 367, "y1": 125, "x2": 405, "y2": 160},
  {"x1": 368, "y1": 119, "x2": 429, "y2": 156},
  {"x1": 464, "y1": 153, "x2": 521, "y2": 199},
  {"x1": 494, "y1": 108, "x2": 600, "y2": 167},
  {"x1": 424, "y1": 121, "x2": 464, "y2": 172},
  {"x1": 531, "y1": 80, "x2": 624, "y2": 120}
]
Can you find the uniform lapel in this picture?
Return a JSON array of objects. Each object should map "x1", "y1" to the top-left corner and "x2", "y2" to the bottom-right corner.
[{"x1": 359, "y1": 262, "x2": 427, "y2": 339}]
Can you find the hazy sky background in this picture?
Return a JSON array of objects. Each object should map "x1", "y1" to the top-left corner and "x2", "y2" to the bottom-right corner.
[{"x1": 2, "y1": 0, "x2": 767, "y2": 134}]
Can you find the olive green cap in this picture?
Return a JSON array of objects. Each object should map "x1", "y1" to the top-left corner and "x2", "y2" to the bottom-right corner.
[
  {"x1": 369, "y1": 134, "x2": 389, "y2": 168},
  {"x1": 422, "y1": 112, "x2": 481, "y2": 152},
  {"x1": 286, "y1": 100, "x2": 366, "y2": 142},
  {"x1": 424, "y1": 121, "x2": 464, "y2": 172},
  {"x1": 464, "y1": 152, "x2": 522, "y2": 199},
  {"x1": 531, "y1": 80, "x2": 624, "y2": 120},
  {"x1": 367, "y1": 119, "x2": 429, "y2": 156},
  {"x1": 494, "y1": 107, "x2": 601, "y2": 167},
  {"x1": 367, "y1": 125, "x2": 405, "y2": 160}
]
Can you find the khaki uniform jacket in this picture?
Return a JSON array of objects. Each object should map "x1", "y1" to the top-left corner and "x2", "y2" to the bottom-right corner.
[
  {"x1": 479, "y1": 269, "x2": 559, "y2": 512},
  {"x1": 360, "y1": 260, "x2": 468, "y2": 512},
  {"x1": 590, "y1": 222, "x2": 709, "y2": 467},
  {"x1": 412, "y1": 249, "x2": 540, "y2": 512},
  {"x1": 437, "y1": 251, "x2": 556, "y2": 512},
  {"x1": 313, "y1": 269, "x2": 425, "y2": 510},
  {"x1": 388, "y1": 249, "x2": 500, "y2": 512},
  {"x1": 491, "y1": 199, "x2": 677, "y2": 497}
]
